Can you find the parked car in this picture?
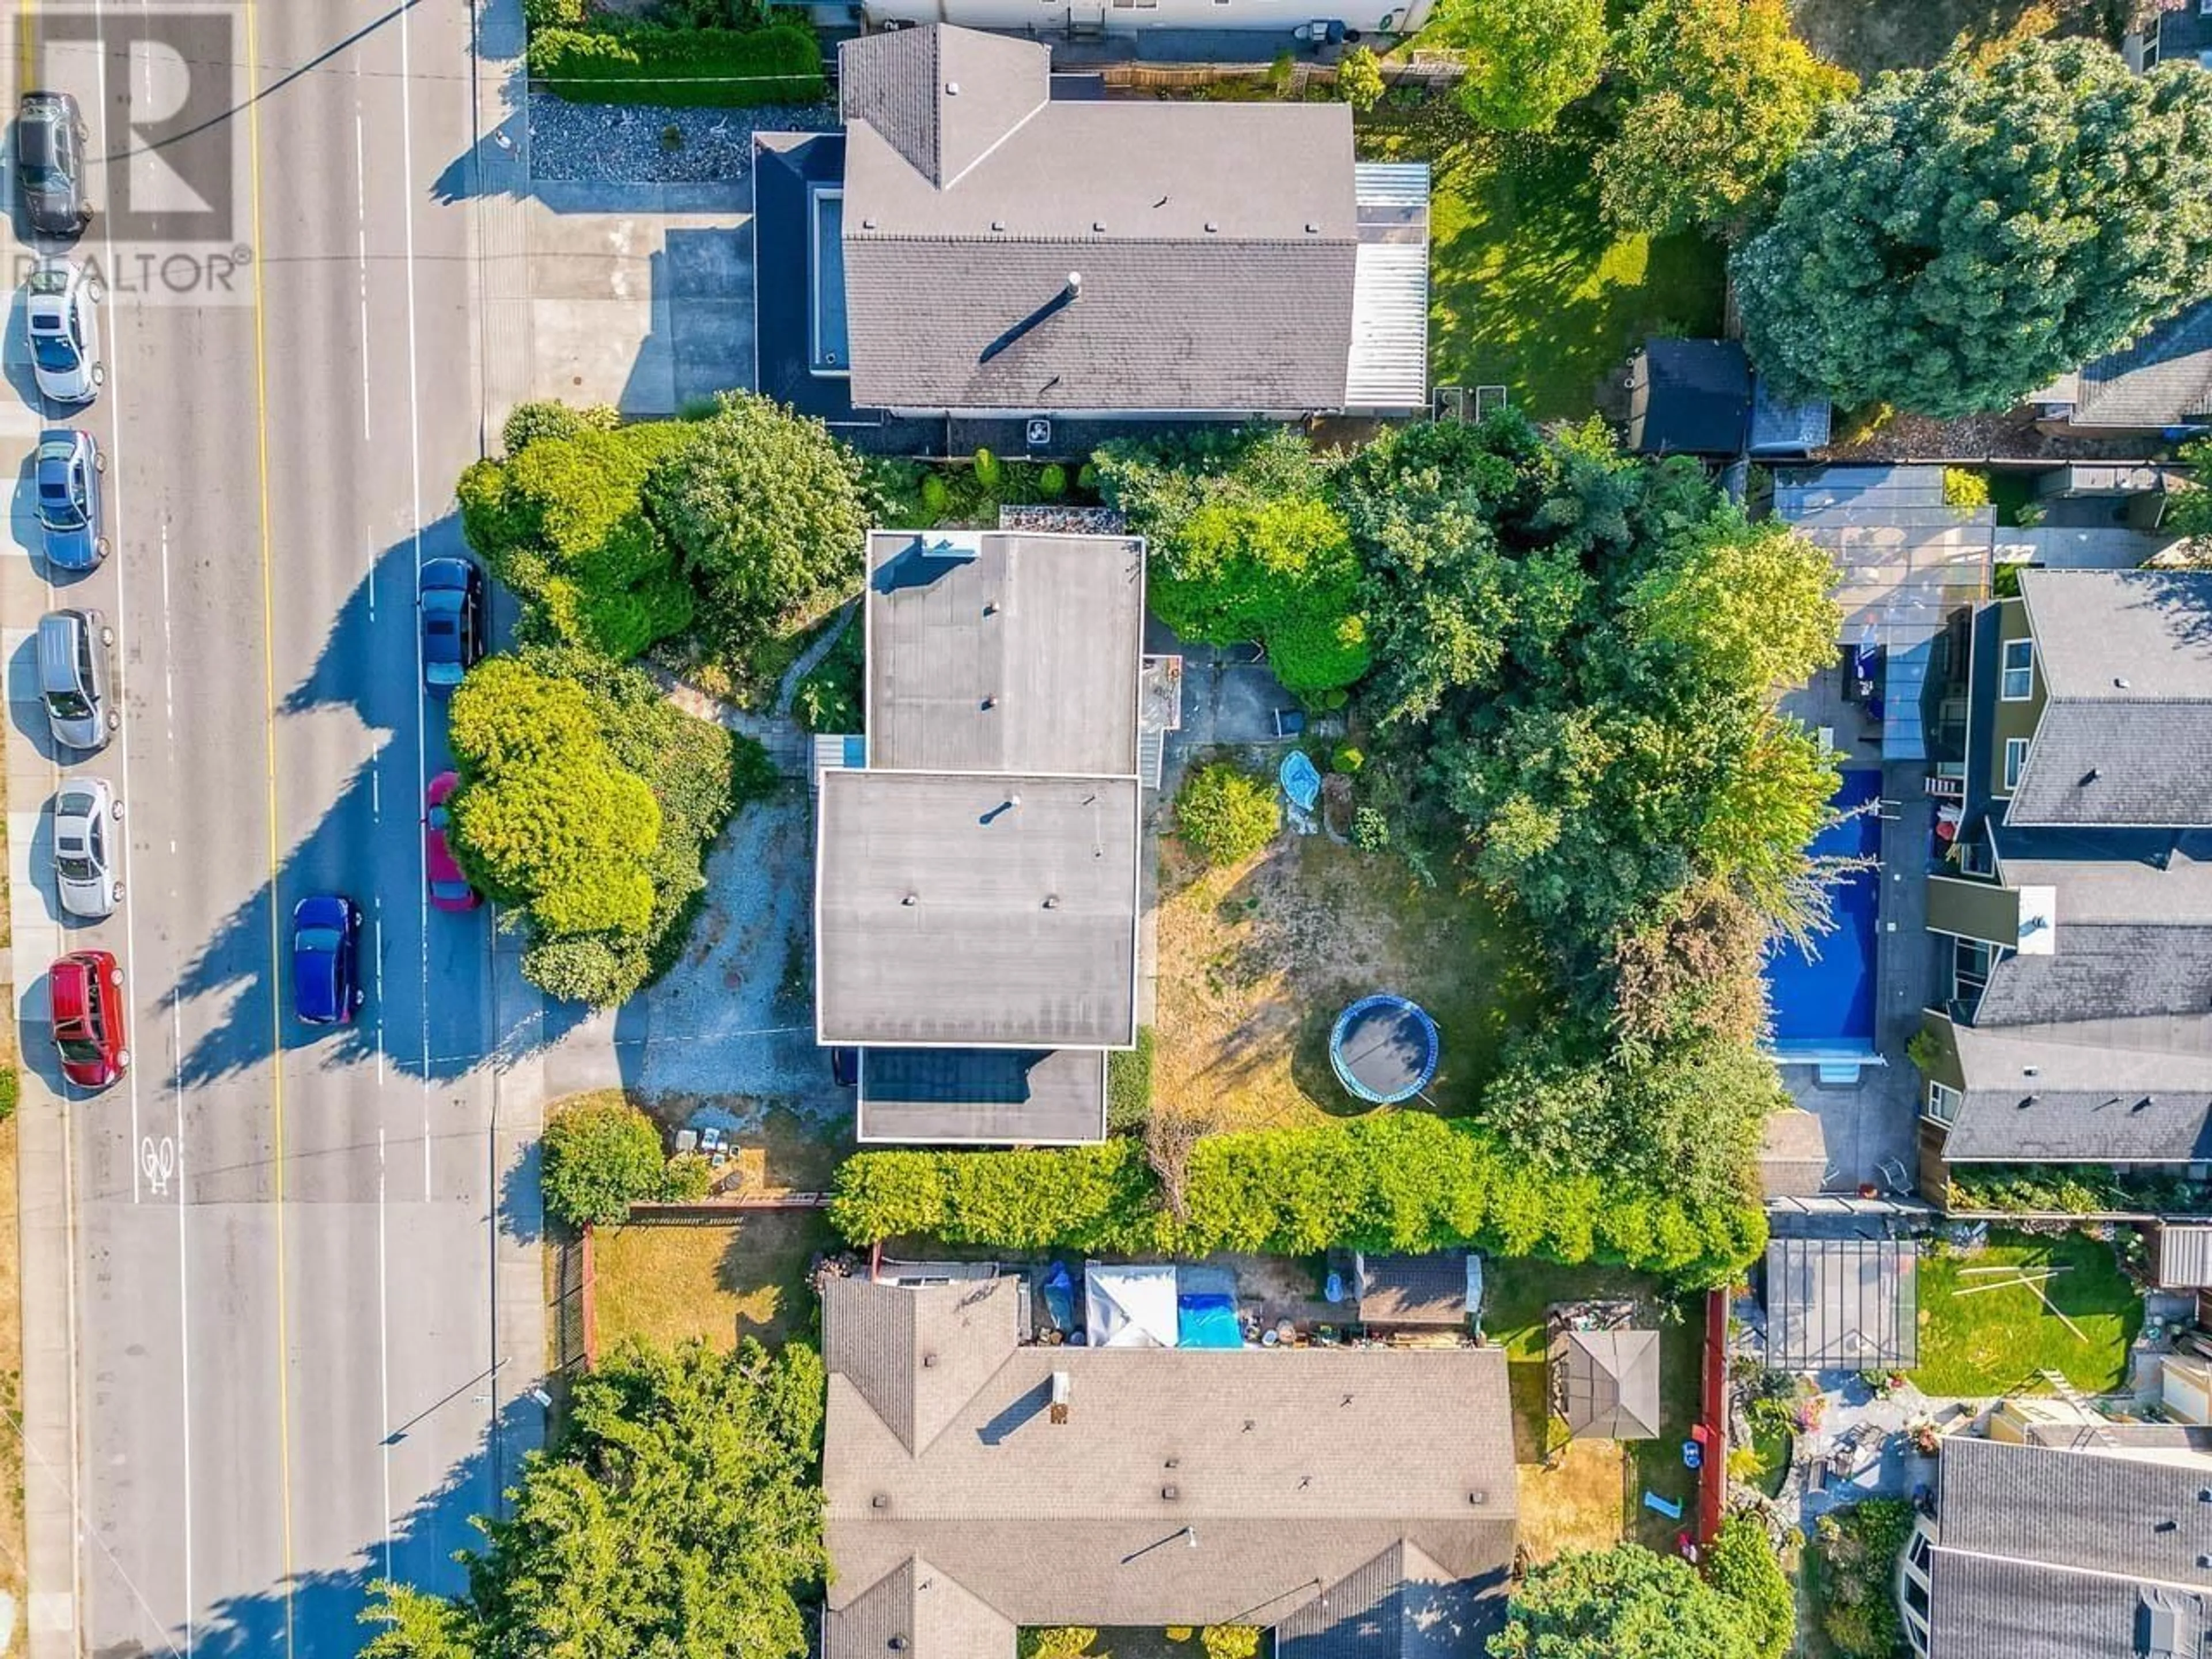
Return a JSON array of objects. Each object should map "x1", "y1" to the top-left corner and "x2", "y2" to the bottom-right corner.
[
  {"x1": 33, "y1": 429, "x2": 105, "y2": 571},
  {"x1": 420, "y1": 557, "x2": 484, "y2": 693},
  {"x1": 49, "y1": 948, "x2": 127, "y2": 1088},
  {"x1": 35, "y1": 608, "x2": 116, "y2": 752},
  {"x1": 423, "y1": 771, "x2": 478, "y2": 911},
  {"x1": 52, "y1": 777, "x2": 122, "y2": 920},
  {"x1": 14, "y1": 92, "x2": 92, "y2": 238},
  {"x1": 24, "y1": 257, "x2": 101, "y2": 402},
  {"x1": 291, "y1": 892, "x2": 363, "y2": 1025}
]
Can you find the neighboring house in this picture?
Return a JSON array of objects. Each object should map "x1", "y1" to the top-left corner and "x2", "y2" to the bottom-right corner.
[
  {"x1": 857, "y1": 0, "x2": 1433, "y2": 45},
  {"x1": 821, "y1": 1273, "x2": 1519, "y2": 1658},
  {"x1": 1911, "y1": 569, "x2": 2212, "y2": 1196},
  {"x1": 753, "y1": 25, "x2": 1430, "y2": 452},
  {"x1": 2032, "y1": 299, "x2": 2212, "y2": 437},
  {"x1": 1897, "y1": 1435, "x2": 2212, "y2": 1659},
  {"x1": 814, "y1": 528, "x2": 1153, "y2": 1145},
  {"x1": 2128, "y1": 0, "x2": 2212, "y2": 73}
]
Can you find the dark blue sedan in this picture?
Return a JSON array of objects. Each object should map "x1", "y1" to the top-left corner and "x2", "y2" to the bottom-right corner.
[
  {"x1": 421, "y1": 556, "x2": 484, "y2": 694},
  {"x1": 33, "y1": 429, "x2": 103, "y2": 571},
  {"x1": 291, "y1": 893, "x2": 363, "y2": 1026}
]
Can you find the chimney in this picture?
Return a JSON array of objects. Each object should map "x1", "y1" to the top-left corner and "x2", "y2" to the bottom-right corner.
[{"x1": 1050, "y1": 1370, "x2": 1071, "y2": 1425}]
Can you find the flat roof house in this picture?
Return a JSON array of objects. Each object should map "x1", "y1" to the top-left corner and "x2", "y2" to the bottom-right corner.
[
  {"x1": 1897, "y1": 1436, "x2": 2212, "y2": 1659},
  {"x1": 1912, "y1": 570, "x2": 2212, "y2": 1194},
  {"x1": 822, "y1": 1273, "x2": 1519, "y2": 1658},
  {"x1": 815, "y1": 528, "x2": 1147, "y2": 1144},
  {"x1": 754, "y1": 25, "x2": 1430, "y2": 449}
]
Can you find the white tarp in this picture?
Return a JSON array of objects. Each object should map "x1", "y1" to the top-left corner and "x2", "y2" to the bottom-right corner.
[{"x1": 1084, "y1": 1262, "x2": 1180, "y2": 1348}]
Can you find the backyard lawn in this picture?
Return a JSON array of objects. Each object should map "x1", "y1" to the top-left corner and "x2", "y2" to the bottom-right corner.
[
  {"x1": 1482, "y1": 1259, "x2": 1705, "y2": 1559},
  {"x1": 1152, "y1": 828, "x2": 1541, "y2": 1132},
  {"x1": 1911, "y1": 1229, "x2": 2142, "y2": 1397},
  {"x1": 1358, "y1": 100, "x2": 1726, "y2": 421},
  {"x1": 592, "y1": 1210, "x2": 837, "y2": 1354}
]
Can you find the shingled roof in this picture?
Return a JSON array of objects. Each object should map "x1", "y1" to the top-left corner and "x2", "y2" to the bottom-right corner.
[
  {"x1": 2047, "y1": 298, "x2": 2212, "y2": 431},
  {"x1": 1926, "y1": 1437, "x2": 2212, "y2": 1659},
  {"x1": 2009, "y1": 570, "x2": 2212, "y2": 828},
  {"x1": 822, "y1": 1275, "x2": 1518, "y2": 1659},
  {"x1": 835, "y1": 25, "x2": 1362, "y2": 414},
  {"x1": 1941, "y1": 1024, "x2": 2212, "y2": 1164}
]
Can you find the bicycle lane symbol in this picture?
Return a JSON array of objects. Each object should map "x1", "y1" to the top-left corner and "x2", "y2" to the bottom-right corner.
[{"x1": 140, "y1": 1134, "x2": 177, "y2": 1198}]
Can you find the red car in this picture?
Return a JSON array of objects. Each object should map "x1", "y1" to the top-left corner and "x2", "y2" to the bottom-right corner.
[
  {"x1": 50, "y1": 949, "x2": 127, "y2": 1089},
  {"x1": 425, "y1": 771, "x2": 479, "y2": 912}
]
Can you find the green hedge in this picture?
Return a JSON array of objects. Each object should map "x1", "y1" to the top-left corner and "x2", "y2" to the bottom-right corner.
[
  {"x1": 828, "y1": 1112, "x2": 1765, "y2": 1286},
  {"x1": 529, "y1": 22, "x2": 826, "y2": 107},
  {"x1": 1947, "y1": 1162, "x2": 2212, "y2": 1217}
]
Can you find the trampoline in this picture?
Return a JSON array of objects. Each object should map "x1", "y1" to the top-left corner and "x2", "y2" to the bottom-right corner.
[{"x1": 1329, "y1": 994, "x2": 1440, "y2": 1105}]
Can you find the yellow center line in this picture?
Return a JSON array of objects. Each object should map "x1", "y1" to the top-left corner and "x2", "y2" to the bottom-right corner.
[
  {"x1": 14, "y1": 0, "x2": 33, "y2": 96},
  {"x1": 240, "y1": 0, "x2": 296, "y2": 1652}
]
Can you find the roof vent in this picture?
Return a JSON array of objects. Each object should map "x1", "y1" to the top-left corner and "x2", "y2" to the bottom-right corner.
[
  {"x1": 982, "y1": 694, "x2": 998, "y2": 710},
  {"x1": 1162, "y1": 1483, "x2": 1180, "y2": 1501},
  {"x1": 872, "y1": 1493, "x2": 890, "y2": 1509},
  {"x1": 1043, "y1": 894, "x2": 1060, "y2": 909},
  {"x1": 1305, "y1": 222, "x2": 1319, "y2": 233},
  {"x1": 1204, "y1": 221, "x2": 1219, "y2": 233},
  {"x1": 2116, "y1": 676, "x2": 2131, "y2": 689},
  {"x1": 1469, "y1": 1490, "x2": 1488, "y2": 1506},
  {"x1": 1092, "y1": 220, "x2": 1107, "y2": 232},
  {"x1": 945, "y1": 80, "x2": 960, "y2": 94},
  {"x1": 1165, "y1": 1456, "x2": 1179, "y2": 1468},
  {"x1": 2083, "y1": 767, "x2": 2103, "y2": 785},
  {"x1": 1008, "y1": 793, "x2": 1022, "y2": 809},
  {"x1": 890, "y1": 1639, "x2": 910, "y2": 1653},
  {"x1": 991, "y1": 219, "x2": 1005, "y2": 232},
  {"x1": 983, "y1": 601, "x2": 999, "y2": 616},
  {"x1": 862, "y1": 217, "x2": 877, "y2": 229},
  {"x1": 922, "y1": 1350, "x2": 938, "y2": 1368},
  {"x1": 902, "y1": 892, "x2": 919, "y2": 907}
]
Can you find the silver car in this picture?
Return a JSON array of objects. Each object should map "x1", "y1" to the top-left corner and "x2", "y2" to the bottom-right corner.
[
  {"x1": 24, "y1": 258, "x2": 101, "y2": 404},
  {"x1": 52, "y1": 777, "x2": 121, "y2": 919}
]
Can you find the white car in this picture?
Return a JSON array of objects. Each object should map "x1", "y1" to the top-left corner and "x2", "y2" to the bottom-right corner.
[
  {"x1": 24, "y1": 258, "x2": 102, "y2": 404},
  {"x1": 52, "y1": 777, "x2": 122, "y2": 920}
]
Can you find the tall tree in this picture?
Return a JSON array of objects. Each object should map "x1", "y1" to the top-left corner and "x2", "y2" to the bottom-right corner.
[
  {"x1": 1488, "y1": 1544, "x2": 1767, "y2": 1659},
  {"x1": 644, "y1": 392, "x2": 868, "y2": 645},
  {"x1": 1599, "y1": 0, "x2": 1854, "y2": 237},
  {"x1": 1733, "y1": 40, "x2": 2212, "y2": 416},
  {"x1": 1430, "y1": 0, "x2": 1606, "y2": 131},
  {"x1": 360, "y1": 1339, "x2": 826, "y2": 1659}
]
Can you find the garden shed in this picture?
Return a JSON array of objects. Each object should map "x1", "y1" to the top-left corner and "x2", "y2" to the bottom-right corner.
[
  {"x1": 1352, "y1": 1251, "x2": 1479, "y2": 1330},
  {"x1": 1550, "y1": 1327, "x2": 1661, "y2": 1441},
  {"x1": 1764, "y1": 1235, "x2": 1921, "y2": 1372}
]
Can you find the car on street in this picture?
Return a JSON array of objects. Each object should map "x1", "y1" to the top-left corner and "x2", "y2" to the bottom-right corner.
[
  {"x1": 49, "y1": 949, "x2": 128, "y2": 1088},
  {"x1": 424, "y1": 771, "x2": 479, "y2": 911},
  {"x1": 35, "y1": 607, "x2": 117, "y2": 752},
  {"x1": 14, "y1": 92, "x2": 92, "y2": 238},
  {"x1": 33, "y1": 429, "x2": 105, "y2": 571},
  {"x1": 291, "y1": 892, "x2": 363, "y2": 1025},
  {"x1": 52, "y1": 777, "x2": 122, "y2": 921},
  {"x1": 421, "y1": 556, "x2": 484, "y2": 693},
  {"x1": 24, "y1": 258, "x2": 101, "y2": 402}
]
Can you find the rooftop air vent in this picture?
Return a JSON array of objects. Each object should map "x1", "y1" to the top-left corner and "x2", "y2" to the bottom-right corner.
[
  {"x1": 902, "y1": 893, "x2": 918, "y2": 907},
  {"x1": 1305, "y1": 222, "x2": 1319, "y2": 233},
  {"x1": 872, "y1": 1493, "x2": 890, "y2": 1509},
  {"x1": 945, "y1": 81, "x2": 960, "y2": 94},
  {"x1": 1469, "y1": 1490, "x2": 1488, "y2": 1506},
  {"x1": 1163, "y1": 1484, "x2": 1180, "y2": 1501},
  {"x1": 1043, "y1": 894, "x2": 1061, "y2": 909},
  {"x1": 2117, "y1": 677, "x2": 2131, "y2": 689},
  {"x1": 862, "y1": 217, "x2": 877, "y2": 229},
  {"x1": 1092, "y1": 220, "x2": 1107, "y2": 232},
  {"x1": 991, "y1": 219, "x2": 1005, "y2": 231},
  {"x1": 1204, "y1": 221, "x2": 1219, "y2": 233},
  {"x1": 922, "y1": 1351, "x2": 938, "y2": 1368}
]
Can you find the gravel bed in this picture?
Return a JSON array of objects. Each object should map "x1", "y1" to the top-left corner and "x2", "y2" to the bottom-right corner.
[
  {"x1": 527, "y1": 90, "x2": 836, "y2": 184},
  {"x1": 997, "y1": 505, "x2": 1130, "y2": 533}
]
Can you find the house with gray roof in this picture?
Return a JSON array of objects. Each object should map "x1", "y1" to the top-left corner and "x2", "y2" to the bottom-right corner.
[
  {"x1": 821, "y1": 1273, "x2": 1518, "y2": 1659},
  {"x1": 1897, "y1": 1435, "x2": 2212, "y2": 1659},
  {"x1": 1911, "y1": 570, "x2": 2212, "y2": 1192},
  {"x1": 815, "y1": 528, "x2": 1148, "y2": 1143},
  {"x1": 2033, "y1": 299, "x2": 2212, "y2": 436},
  {"x1": 753, "y1": 25, "x2": 1429, "y2": 450}
]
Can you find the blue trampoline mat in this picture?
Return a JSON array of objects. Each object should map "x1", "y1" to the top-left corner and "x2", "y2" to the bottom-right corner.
[{"x1": 1764, "y1": 768, "x2": 1880, "y2": 1053}]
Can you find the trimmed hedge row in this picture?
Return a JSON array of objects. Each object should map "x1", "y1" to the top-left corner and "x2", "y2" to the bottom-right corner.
[
  {"x1": 828, "y1": 1112, "x2": 1766, "y2": 1287},
  {"x1": 529, "y1": 23, "x2": 826, "y2": 108}
]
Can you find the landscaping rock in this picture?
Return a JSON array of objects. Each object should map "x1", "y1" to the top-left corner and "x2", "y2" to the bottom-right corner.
[{"x1": 527, "y1": 90, "x2": 835, "y2": 184}]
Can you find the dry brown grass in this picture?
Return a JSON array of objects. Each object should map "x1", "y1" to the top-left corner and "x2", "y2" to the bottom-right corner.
[
  {"x1": 1150, "y1": 829, "x2": 1536, "y2": 1132},
  {"x1": 0, "y1": 1113, "x2": 23, "y2": 1607},
  {"x1": 1785, "y1": 0, "x2": 2099, "y2": 79},
  {"x1": 1516, "y1": 1441, "x2": 1633, "y2": 1564},
  {"x1": 594, "y1": 1211, "x2": 836, "y2": 1355}
]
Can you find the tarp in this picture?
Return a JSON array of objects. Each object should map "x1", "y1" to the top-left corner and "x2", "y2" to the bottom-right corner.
[
  {"x1": 1085, "y1": 1262, "x2": 1180, "y2": 1347},
  {"x1": 1280, "y1": 750, "x2": 1321, "y2": 812},
  {"x1": 1177, "y1": 1292, "x2": 1243, "y2": 1349}
]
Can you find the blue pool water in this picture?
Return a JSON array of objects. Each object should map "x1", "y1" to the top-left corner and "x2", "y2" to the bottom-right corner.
[{"x1": 1764, "y1": 768, "x2": 1881, "y2": 1059}]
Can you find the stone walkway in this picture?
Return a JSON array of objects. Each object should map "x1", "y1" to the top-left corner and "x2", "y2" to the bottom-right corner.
[{"x1": 647, "y1": 597, "x2": 858, "y2": 776}]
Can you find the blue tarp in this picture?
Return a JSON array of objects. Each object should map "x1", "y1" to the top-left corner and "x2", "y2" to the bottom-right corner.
[
  {"x1": 1177, "y1": 1292, "x2": 1243, "y2": 1349},
  {"x1": 1280, "y1": 750, "x2": 1321, "y2": 812}
]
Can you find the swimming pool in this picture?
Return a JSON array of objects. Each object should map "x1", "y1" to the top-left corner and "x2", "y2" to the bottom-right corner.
[{"x1": 1764, "y1": 767, "x2": 1881, "y2": 1063}]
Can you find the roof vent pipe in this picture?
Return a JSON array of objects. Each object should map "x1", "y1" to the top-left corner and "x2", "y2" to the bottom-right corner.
[
  {"x1": 944, "y1": 81, "x2": 960, "y2": 94},
  {"x1": 1066, "y1": 274, "x2": 1085, "y2": 301}
]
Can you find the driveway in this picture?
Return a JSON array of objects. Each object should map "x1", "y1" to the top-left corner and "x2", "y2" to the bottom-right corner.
[{"x1": 525, "y1": 181, "x2": 753, "y2": 414}]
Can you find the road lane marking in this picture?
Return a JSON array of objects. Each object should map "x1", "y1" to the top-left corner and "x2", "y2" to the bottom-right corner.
[
  {"x1": 354, "y1": 103, "x2": 370, "y2": 444},
  {"x1": 171, "y1": 984, "x2": 190, "y2": 1659},
  {"x1": 377, "y1": 1122, "x2": 392, "y2": 1580},
  {"x1": 238, "y1": 0, "x2": 296, "y2": 1650}
]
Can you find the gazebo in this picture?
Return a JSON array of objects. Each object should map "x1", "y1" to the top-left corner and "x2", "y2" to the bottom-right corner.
[{"x1": 1550, "y1": 1327, "x2": 1662, "y2": 1441}]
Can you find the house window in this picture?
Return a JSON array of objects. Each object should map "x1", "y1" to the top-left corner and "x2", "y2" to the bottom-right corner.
[
  {"x1": 2003, "y1": 737, "x2": 2029, "y2": 792},
  {"x1": 1925, "y1": 1081, "x2": 1962, "y2": 1126},
  {"x1": 1953, "y1": 938, "x2": 1992, "y2": 998},
  {"x1": 2000, "y1": 638, "x2": 2033, "y2": 700}
]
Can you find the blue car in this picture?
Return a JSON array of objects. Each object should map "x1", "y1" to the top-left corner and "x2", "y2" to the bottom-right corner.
[
  {"x1": 420, "y1": 556, "x2": 484, "y2": 694},
  {"x1": 291, "y1": 893, "x2": 363, "y2": 1026},
  {"x1": 33, "y1": 429, "x2": 103, "y2": 571}
]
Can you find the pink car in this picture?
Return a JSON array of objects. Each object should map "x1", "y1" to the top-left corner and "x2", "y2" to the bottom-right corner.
[{"x1": 424, "y1": 771, "x2": 480, "y2": 912}]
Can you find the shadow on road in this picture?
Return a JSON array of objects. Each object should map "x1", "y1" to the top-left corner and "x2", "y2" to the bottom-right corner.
[{"x1": 187, "y1": 1393, "x2": 537, "y2": 1658}]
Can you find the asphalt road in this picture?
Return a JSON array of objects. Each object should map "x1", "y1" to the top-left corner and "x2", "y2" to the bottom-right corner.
[{"x1": 2, "y1": 2, "x2": 541, "y2": 1653}]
